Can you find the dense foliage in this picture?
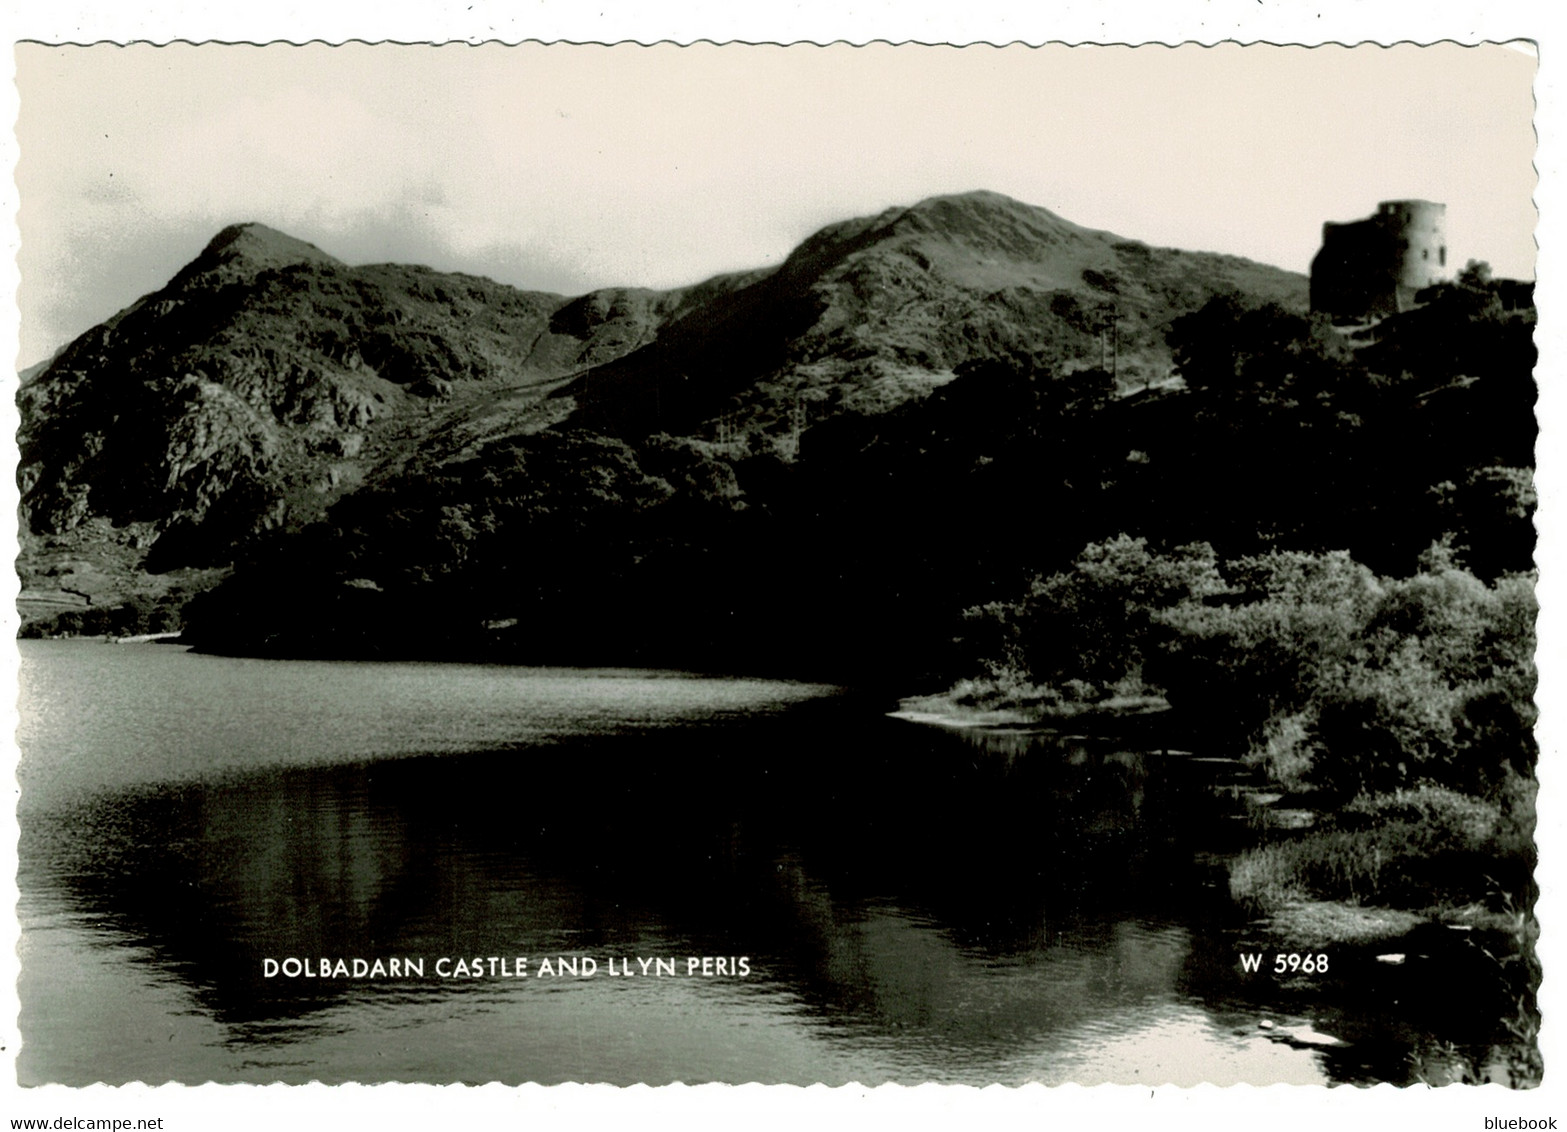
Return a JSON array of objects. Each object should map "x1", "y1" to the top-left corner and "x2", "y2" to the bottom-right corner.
[
  {"x1": 184, "y1": 277, "x2": 1534, "y2": 692},
  {"x1": 960, "y1": 536, "x2": 1536, "y2": 798}
]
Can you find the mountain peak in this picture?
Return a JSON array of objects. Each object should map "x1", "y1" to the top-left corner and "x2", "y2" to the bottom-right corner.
[
  {"x1": 176, "y1": 222, "x2": 343, "y2": 284},
  {"x1": 910, "y1": 188, "x2": 1032, "y2": 210},
  {"x1": 894, "y1": 190, "x2": 1089, "y2": 241}
]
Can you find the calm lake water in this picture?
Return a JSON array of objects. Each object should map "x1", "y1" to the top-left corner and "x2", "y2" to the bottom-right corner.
[{"x1": 15, "y1": 640, "x2": 1522, "y2": 1086}]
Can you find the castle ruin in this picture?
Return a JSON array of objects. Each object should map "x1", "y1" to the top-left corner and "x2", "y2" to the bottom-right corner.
[{"x1": 1309, "y1": 200, "x2": 1447, "y2": 322}]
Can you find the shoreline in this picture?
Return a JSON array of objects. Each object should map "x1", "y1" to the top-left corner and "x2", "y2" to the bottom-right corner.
[{"x1": 889, "y1": 691, "x2": 1173, "y2": 732}]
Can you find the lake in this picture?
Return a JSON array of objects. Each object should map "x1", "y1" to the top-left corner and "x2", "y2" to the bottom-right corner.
[{"x1": 14, "y1": 639, "x2": 1521, "y2": 1085}]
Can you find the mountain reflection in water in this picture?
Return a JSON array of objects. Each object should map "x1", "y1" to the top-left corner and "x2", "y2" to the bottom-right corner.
[{"x1": 15, "y1": 642, "x2": 1513, "y2": 1085}]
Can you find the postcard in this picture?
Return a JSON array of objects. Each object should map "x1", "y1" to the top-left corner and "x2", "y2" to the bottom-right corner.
[{"x1": 2, "y1": 6, "x2": 1556, "y2": 1130}]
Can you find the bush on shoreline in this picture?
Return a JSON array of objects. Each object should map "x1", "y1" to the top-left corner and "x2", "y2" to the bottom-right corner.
[
  {"x1": 951, "y1": 535, "x2": 1537, "y2": 959},
  {"x1": 19, "y1": 595, "x2": 186, "y2": 640},
  {"x1": 957, "y1": 537, "x2": 1536, "y2": 798}
]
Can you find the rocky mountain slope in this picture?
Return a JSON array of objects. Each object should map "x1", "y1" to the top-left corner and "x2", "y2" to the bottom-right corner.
[
  {"x1": 565, "y1": 191, "x2": 1308, "y2": 435},
  {"x1": 22, "y1": 225, "x2": 669, "y2": 546},
  {"x1": 17, "y1": 192, "x2": 1308, "y2": 634},
  {"x1": 17, "y1": 224, "x2": 738, "y2": 625}
]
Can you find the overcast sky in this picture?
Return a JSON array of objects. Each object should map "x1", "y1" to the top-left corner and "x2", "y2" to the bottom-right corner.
[{"x1": 14, "y1": 40, "x2": 1538, "y2": 368}]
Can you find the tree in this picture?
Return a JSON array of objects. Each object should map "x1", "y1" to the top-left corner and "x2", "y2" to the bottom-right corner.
[
  {"x1": 963, "y1": 536, "x2": 1226, "y2": 696},
  {"x1": 1458, "y1": 259, "x2": 1494, "y2": 289}
]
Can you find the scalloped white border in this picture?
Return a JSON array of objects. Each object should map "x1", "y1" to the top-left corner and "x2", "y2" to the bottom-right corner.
[{"x1": 0, "y1": 4, "x2": 1555, "y2": 1130}]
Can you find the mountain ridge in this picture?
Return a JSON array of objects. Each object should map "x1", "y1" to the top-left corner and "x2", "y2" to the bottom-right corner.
[
  {"x1": 17, "y1": 190, "x2": 1308, "y2": 632},
  {"x1": 565, "y1": 189, "x2": 1308, "y2": 434}
]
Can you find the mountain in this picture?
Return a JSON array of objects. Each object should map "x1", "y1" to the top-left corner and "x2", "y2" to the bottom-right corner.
[
  {"x1": 20, "y1": 222, "x2": 661, "y2": 542},
  {"x1": 16, "y1": 194, "x2": 1308, "y2": 636},
  {"x1": 16, "y1": 222, "x2": 748, "y2": 626},
  {"x1": 564, "y1": 191, "x2": 1308, "y2": 435}
]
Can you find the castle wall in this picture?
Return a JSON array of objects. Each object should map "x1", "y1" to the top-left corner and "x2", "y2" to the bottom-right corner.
[{"x1": 1309, "y1": 200, "x2": 1447, "y2": 321}]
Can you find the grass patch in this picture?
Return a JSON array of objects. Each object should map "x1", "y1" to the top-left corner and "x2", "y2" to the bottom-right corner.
[
  {"x1": 1261, "y1": 901, "x2": 1424, "y2": 948},
  {"x1": 1230, "y1": 783, "x2": 1526, "y2": 914}
]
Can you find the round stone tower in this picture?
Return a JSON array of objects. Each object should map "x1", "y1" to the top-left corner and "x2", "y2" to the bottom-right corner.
[
  {"x1": 1310, "y1": 199, "x2": 1448, "y2": 321},
  {"x1": 1380, "y1": 199, "x2": 1447, "y2": 300}
]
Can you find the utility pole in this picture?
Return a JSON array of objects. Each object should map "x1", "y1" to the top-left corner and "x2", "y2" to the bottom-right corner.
[
  {"x1": 1112, "y1": 306, "x2": 1119, "y2": 383},
  {"x1": 1100, "y1": 304, "x2": 1120, "y2": 383}
]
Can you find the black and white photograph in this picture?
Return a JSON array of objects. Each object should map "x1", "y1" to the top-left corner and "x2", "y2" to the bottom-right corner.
[{"x1": 2, "y1": 5, "x2": 1557, "y2": 1126}]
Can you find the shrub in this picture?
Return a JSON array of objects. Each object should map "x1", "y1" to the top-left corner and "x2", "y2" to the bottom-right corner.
[
  {"x1": 1248, "y1": 711, "x2": 1318, "y2": 788},
  {"x1": 960, "y1": 535, "x2": 1224, "y2": 696},
  {"x1": 955, "y1": 538, "x2": 1536, "y2": 801},
  {"x1": 1159, "y1": 550, "x2": 1535, "y2": 795},
  {"x1": 1311, "y1": 643, "x2": 1464, "y2": 794},
  {"x1": 1152, "y1": 550, "x2": 1384, "y2": 734}
]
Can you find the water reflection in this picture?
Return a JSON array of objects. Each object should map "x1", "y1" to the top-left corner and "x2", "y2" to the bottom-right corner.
[{"x1": 15, "y1": 645, "x2": 1526, "y2": 1084}]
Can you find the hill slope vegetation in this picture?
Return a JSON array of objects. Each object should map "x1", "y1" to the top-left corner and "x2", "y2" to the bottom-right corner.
[{"x1": 19, "y1": 192, "x2": 1308, "y2": 633}]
